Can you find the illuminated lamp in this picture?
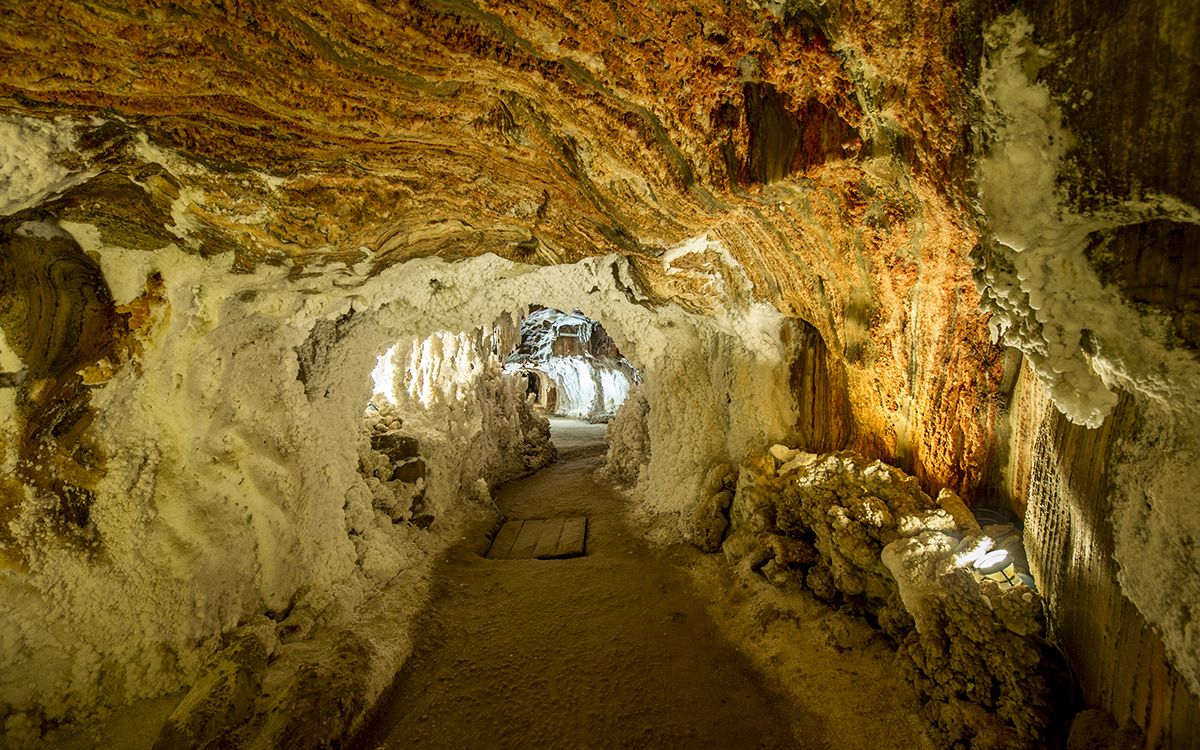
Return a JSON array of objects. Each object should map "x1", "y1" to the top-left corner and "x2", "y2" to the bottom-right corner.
[{"x1": 972, "y1": 549, "x2": 1018, "y2": 587}]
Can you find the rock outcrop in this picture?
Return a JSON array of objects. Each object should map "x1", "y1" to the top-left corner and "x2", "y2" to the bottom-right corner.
[{"x1": 728, "y1": 448, "x2": 1062, "y2": 748}]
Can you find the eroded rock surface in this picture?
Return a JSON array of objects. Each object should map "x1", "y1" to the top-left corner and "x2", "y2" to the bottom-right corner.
[{"x1": 729, "y1": 448, "x2": 1061, "y2": 748}]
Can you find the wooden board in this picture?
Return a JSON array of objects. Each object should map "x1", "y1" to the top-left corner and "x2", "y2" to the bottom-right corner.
[
  {"x1": 487, "y1": 516, "x2": 588, "y2": 560},
  {"x1": 533, "y1": 518, "x2": 565, "y2": 559},
  {"x1": 552, "y1": 516, "x2": 588, "y2": 559},
  {"x1": 507, "y1": 519, "x2": 549, "y2": 559},
  {"x1": 486, "y1": 519, "x2": 525, "y2": 559}
]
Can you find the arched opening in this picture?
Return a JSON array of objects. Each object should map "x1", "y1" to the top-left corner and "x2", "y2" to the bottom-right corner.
[
  {"x1": 503, "y1": 306, "x2": 640, "y2": 422},
  {"x1": 514, "y1": 368, "x2": 557, "y2": 411}
]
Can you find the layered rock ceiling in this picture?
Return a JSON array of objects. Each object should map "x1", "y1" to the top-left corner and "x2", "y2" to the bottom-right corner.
[
  {"x1": 0, "y1": 0, "x2": 1198, "y2": 746},
  {"x1": 0, "y1": 0, "x2": 995, "y2": 494}
]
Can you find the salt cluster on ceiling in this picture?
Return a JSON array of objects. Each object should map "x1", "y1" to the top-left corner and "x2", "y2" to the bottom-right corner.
[
  {"x1": 502, "y1": 306, "x2": 640, "y2": 421},
  {"x1": 0, "y1": 0, "x2": 1197, "y2": 745},
  {"x1": 976, "y1": 12, "x2": 1200, "y2": 709}
]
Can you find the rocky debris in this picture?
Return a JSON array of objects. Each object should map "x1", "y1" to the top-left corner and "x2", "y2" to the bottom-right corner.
[
  {"x1": 728, "y1": 447, "x2": 1061, "y2": 749},
  {"x1": 410, "y1": 514, "x2": 435, "y2": 530},
  {"x1": 684, "y1": 463, "x2": 737, "y2": 552},
  {"x1": 720, "y1": 526, "x2": 772, "y2": 571},
  {"x1": 358, "y1": 404, "x2": 428, "y2": 527},
  {"x1": 153, "y1": 620, "x2": 278, "y2": 750},
  {"x1": 883, "y1": 532, "x2": 1054, "y2": 748},
  {"x1": 390, "y1": 459, "x2": 426, "y2": 484},
  {"x1": 1065, "y1": 708, "x2": 1145, "y2": 750}
]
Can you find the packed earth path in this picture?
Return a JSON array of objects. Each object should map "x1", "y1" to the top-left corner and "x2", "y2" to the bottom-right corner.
[{"x1": 351, "y1": 419, "x2": 931, "y2": 750}]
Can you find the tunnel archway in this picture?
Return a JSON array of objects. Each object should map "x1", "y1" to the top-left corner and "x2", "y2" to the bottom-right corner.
[
  {"x1": 515, "y1": 367, "x2": 557, "y2": 411},
  {"x1": 0, "y1": 225, "x2": 811, "y2": 747},
  {"x1": 504, "y1": 306, "x2": 640, "y2": 422}
]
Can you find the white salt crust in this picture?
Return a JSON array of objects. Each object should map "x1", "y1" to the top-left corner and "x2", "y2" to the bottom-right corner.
[
  {"x1": 979, "y1": 11, "x2": 1200, "y2": 697},
  {"x1": 0, "y1": 115, "x2": 94, "y2": 216},
  {"x1": 499, "y1": 307, "x2": 636, "y2": 420},
  {"x1": 0, "y1": 228, "x2": 797, "y2": 730}
]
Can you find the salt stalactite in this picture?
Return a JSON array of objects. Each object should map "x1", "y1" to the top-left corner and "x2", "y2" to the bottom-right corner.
[{"x1": 977, "y1": 10, "x2": 1200, "y2": 426}]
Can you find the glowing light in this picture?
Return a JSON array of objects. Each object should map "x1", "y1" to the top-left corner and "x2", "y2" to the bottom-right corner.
[
  {"x1": 972, "y1": 548, "x2": 1018, "y2": 587},
  {"x1": 371, "y1": 345, "x2": 400, "y2": 404}
]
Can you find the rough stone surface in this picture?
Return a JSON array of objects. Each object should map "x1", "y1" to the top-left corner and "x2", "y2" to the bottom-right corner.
[
  {"x1": 733, "y1": 448, "x2": 1062, "y2": 748},
  {"x1": 1066, "y1": 709, "x2": 1117, "y2": 750},
  {"x1": 684, "y1": 463, "x2": 736, "y2": 553},
  {"x1": 152, "y1": 621, "x2": 276, "y2": 750},
  {"x1": 0, "y1": 0, "x2": 1002, "y2": 505}
]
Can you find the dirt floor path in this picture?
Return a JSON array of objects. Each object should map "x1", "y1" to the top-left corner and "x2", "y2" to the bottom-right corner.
[{"x1": 352, "y1": 420, "x2": 816, "y2": 749}]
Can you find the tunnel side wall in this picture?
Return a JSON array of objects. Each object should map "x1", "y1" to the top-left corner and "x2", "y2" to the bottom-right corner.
[
  {"x1": 971, "y1": 1, "x2": 1200, "y2": 743},
  {"x1": 999, "y1": 362, "x2": 1200, "y2": 745}
]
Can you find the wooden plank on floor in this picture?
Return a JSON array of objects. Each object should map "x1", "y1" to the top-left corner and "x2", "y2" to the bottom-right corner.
[
  {"x1": 533, "y1": 518, "x2": 567, "y2": 559},
  {"x1": 551, "y1": 516, "x2": 588, "y2": 559},
  {"x1": 487, "y1": 520, "x2": 524, "y2": 559},
  {"x1": 507, "y1": 519, "x2": 549, "y2": 559}
]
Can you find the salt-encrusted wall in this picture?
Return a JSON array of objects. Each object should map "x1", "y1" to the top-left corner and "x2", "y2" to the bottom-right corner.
[
  {"x1": 999, "y1": 363, "x2": 1200, "y2": 746},
  {"x1": 0, "y1": 235, "x2": 798, "y2": 734},
  {"x1": 503, "y1": 307, "x2": 639, "y2": 421},
  {"x1": 974, "y1": 1, "x2": 1200, "y2": 744}
]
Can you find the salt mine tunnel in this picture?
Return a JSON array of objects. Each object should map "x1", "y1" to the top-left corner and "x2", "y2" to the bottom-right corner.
[{"x1": 0, "y1": 0, "x2": 1196, "y2": 748}]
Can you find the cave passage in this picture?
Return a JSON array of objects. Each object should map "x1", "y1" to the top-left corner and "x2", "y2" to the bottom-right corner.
[
  {"x1": 2, "y1": 0, "x2": 1195, "y2": 742},
  {"x1": 503, "y1": 307, "x2": 640, "y2": 422},
  {"x1": 351, "y1": 420, "x2": 932, "y2": 750}
]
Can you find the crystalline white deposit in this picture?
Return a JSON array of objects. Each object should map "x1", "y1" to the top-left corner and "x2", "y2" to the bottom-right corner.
[
  {"x1": 501, "y1": 307, "x2": 637, "y2": 420},
  {"x1": 0, "y1": 115, "x2": 97, "y2": 216},
  {"x1": 979, "y1": 10, "x2": 1200, "y2": 698},
  {"x1": 0, "y1": 225, "x2": 798, "y2": 734},
  {"x1": 978, "y1": 12, "x2": 1200, "y2": 428}
]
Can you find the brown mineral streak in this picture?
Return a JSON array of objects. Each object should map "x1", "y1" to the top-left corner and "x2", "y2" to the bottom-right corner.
[{"x1": 0, "y1": 228, "x2": 120, "y2": 560}]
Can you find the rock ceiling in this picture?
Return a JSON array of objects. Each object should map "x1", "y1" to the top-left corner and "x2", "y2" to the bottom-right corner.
[
  {"x1": 0, "y1": 0, "x2": 999, "y2": 498},
  {"x1": 0, "y1": 1, "x2": 971, "y2": 283}
]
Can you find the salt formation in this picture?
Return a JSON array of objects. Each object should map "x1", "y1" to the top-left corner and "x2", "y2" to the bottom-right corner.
[
  {"x1": 713, "y1": 447, "x2": 1058, "y2": 748},
  {"x1": 977, "y1": 12, "x2": 1200, "y2": 429},
  {"x1": 683, "y1": 462, "x2": 737, "y2": 552},
  {"x1": 0, "y1": 115, "x2": 91, "y2": 215},
  {"x1": 0, "y1": 224, "x2": 795, "y2": 742},
  {"x1": 1, "y1": 0, "x2": 1192, "y2": 743},
  {"x1": 977, "y1": 11, "x2": 1200, "y2": 701},
  {"x1": 596, "y1": 386, "x2": 650, "y2": 487},
  {"x1": 363, "y1": 326, "x2": 558, "y2": 529},
  {"x1": 503, "y1": 307, "x2": 638, "y2": 421}
]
